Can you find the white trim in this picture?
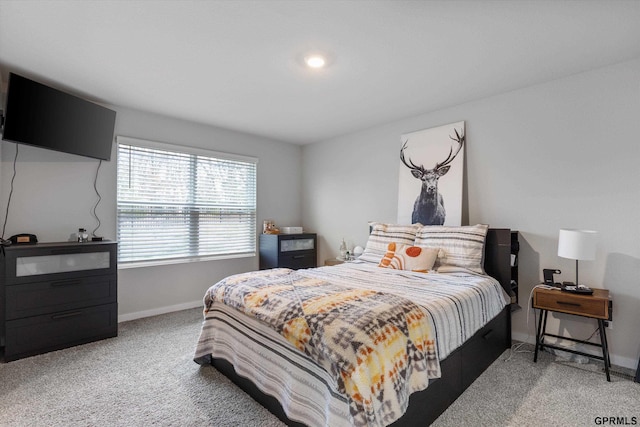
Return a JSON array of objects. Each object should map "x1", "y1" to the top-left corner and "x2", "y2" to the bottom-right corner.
[
  {"x1": 609, "y1": 354, "x2": 639, "y2": 372},
  {"x1": 511, "y1": 331, "x2": 637, "y2": 370},
  {"x1": 118, "y1": 251, "x2": 256, "y2": 269},
  {"x1": 116, "y1": 135, "x2": 258, "y2": 164},
  {"x1": 118, "y1": 300, "x2": 203, "y2": 323}
]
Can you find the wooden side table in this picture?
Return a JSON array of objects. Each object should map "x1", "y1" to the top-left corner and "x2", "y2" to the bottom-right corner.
[
  {"x1": 324, "y1": 258, "x2": 344, "y2": 266},
  {"x1": 532, "y1": 286, "x2": 612, "y2": 381}
]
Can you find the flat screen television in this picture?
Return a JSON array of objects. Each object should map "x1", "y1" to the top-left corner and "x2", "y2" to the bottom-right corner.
[{"x1": 1, "y1": 72, "x2": 116, "y2": 161}]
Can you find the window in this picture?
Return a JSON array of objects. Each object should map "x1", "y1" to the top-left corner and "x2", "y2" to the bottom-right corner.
[{"x1": 116, "y1": 136, "x2": 257, "y2": 265}]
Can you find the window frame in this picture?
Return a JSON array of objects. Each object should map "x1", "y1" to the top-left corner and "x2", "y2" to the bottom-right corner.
[{"x1": 115, "y1": 136, "x2": 258, "y2": 269}]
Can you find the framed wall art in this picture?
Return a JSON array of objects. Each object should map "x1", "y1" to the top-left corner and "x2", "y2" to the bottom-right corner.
[{"x1": 397, "y1": 121, "x2": 465, "y2": 226}]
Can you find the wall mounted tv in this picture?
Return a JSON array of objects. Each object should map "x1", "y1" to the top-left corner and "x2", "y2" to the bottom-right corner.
[{"x1": 1, "y1": 72, "x2": 116, "y2": 161}]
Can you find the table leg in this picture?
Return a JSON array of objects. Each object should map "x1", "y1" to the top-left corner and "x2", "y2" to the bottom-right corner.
[
  {"x1": 598, "y1": 320, "x2": 611, "y2": 382},
  {"x1": 534, "y1": 309, "x2": 546, "y2": 363}
]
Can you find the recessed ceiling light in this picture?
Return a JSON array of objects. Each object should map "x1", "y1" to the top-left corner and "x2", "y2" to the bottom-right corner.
[{"x1": 305, "y1": 55, "x2": 326, "y2": 69}]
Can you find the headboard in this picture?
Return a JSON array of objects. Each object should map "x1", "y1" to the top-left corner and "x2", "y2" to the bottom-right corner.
[
  {"x1": 484, "y1": 228, "x2": 512, "y2": 297},
  {"x1": 365, "y1": 225, "x2": 513, "y2": 297}
]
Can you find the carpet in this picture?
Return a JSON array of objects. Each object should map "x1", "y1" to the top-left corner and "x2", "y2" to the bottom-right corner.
[
  {"x1": 0, "y1": 308, "x2": 637, "y2": 426},
  {"x1": 0, "y1": 308, "x2": 283, "y2": 427}
]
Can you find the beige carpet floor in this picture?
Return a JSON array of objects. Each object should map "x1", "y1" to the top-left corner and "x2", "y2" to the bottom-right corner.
[{"x1": 0, "y1": 308, "x2": 637, "y2": 426}]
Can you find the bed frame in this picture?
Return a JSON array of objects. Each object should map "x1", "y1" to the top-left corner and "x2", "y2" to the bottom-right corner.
[{"x1": 209, "y1": 228, "x2": 513, "y2": 426}]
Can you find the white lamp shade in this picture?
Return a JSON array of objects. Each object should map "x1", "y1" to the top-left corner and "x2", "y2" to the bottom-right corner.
[{"x1": 557, "y1": 229, "x2": 598, "y2": 261}]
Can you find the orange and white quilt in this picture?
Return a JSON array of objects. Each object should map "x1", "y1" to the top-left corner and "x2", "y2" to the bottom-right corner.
[{"x1": 204, "y1": 267, "x2": 440, "y2": 427}]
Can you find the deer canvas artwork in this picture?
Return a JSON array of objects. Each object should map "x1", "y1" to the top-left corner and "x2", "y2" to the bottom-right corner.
[{"x1": 397, "y1": 121, "x2": 465, "y2": 226}]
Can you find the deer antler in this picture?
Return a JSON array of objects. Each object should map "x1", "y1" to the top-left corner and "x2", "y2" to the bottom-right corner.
[
  {"x1": 400, "y1": 140, "x2": 425, "y2": 172},
  {"x1": 435, "y1": 128, "x2": 464, "y2": 170}
]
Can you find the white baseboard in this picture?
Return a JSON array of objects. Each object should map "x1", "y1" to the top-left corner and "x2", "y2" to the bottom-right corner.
[
  {"x1": 511, "y1": 331, "x2": 638, "y2": 371},
  {"x1": 118, "y1": 300, "x2": 202, "y2": 323},
  {"x1": 512, "y1": 331, "x2": 536, "y2": 345}
]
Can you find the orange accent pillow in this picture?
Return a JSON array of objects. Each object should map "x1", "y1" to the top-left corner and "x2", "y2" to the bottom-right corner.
[{"x1": 378, "y1": 242, "x2": 439, "y2": 273}]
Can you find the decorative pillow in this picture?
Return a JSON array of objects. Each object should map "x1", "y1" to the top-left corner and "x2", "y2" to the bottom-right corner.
[
  {"x1": 414, "y1": 224, "x2": 489, "y2": 274},
  {"x1": 378, "y1": 242, "x2": 439, "y2": 273},
  {"x1": 359, "y1": 222, "x2": 421, "y2": 264}
]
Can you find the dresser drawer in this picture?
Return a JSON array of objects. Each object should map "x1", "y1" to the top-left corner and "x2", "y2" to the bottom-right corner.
[
  {"x1": 4, "y1": 303, "x2": 118, "y2": 361},
  {"x1": 534, "y1": 290, "x2": 610, "y2": 319},
  {"x1": 278, "y1": 252, "x2": 317, "y2": 269},
  {"x1": 280, "y1": 238, "x2": 315, "y2": 252},
  {"x1": 3, "y1": 242, "x2": 116, "y2": 285},
  {"x1": 5, "y1": 275, "x2": 117, "y2": 320}
]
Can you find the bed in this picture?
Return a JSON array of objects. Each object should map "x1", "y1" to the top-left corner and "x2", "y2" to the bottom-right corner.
[{"x1": 194, "y1": 225, "x2": 512, "y2": 426}]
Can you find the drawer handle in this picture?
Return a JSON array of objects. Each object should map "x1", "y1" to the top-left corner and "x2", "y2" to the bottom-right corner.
[
  {"x1": 292, "y1": 255, "x2": 305, "y2": 259},
  {"x1": 51, "y1": 279, "x2": 83, "y2": 287},
  {"x1": 482, "y1": 329, "x2": 494, "y2": 340},
  {"x1": 51, "y1": 311, "x2": 84, "y2": 320},
  {"x1": 557, "y1": 301, "x2": 581, "y2": 307}
]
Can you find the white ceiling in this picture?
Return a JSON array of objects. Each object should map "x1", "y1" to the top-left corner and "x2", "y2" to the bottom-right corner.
[{"x1": 1, "y1": 0, "x2": 640, "y2": 145}]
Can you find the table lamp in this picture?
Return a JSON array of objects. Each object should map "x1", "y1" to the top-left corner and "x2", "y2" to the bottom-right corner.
[{"x1": 557, "y1": 229, "x2": 597, "y2": 294}]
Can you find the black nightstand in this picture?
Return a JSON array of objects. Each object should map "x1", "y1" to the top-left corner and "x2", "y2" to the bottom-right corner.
[{"x1": 259, "y1": 233, "x2": 317, "y2": 270}]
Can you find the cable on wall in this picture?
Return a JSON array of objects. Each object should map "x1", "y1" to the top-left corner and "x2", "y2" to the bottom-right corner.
[
  {"x1": 503, "y1": 284, "x2": 548, "y2": 361},
  {"x1": 1, "y1": 143, "x2": 19, "y2": 246},
  {"x1": 91, "y1": 159, "x2": 103, "y2": 239}
]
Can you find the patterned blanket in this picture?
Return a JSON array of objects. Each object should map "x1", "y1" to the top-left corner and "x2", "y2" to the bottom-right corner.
[{"x1": 204, "y1": 268, "x2": 441, "y2": 427}]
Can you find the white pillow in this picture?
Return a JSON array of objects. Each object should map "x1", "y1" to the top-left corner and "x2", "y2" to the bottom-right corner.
[
  {"x1": 378, "y1": 243, "x2": 439, "y2": 273},
  {"x1": 414, "y1": 224, "x2": 489, "y2": 274},
  {"x1": 359, "y1": 222, "x2": 421, "y2": 264}
]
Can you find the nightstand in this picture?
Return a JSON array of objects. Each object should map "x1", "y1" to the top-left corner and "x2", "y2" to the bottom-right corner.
[
  {"x1": 259, "y1": 233, "x2": 317, "y2": 270},
  {"x1": 532, "y1": 286, "x2": 612, "y2": 381},
  {"x1": 324, "y1": 258, "x2": 344, "y2": 266}
]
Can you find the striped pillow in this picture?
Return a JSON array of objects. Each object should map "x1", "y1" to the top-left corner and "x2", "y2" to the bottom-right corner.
[
  {"x1": 359, "y1": 222, "x2": 420, "y2": 264},
  {"x1": 415, "y1": 224, "x2": 489, "y2": 274}
]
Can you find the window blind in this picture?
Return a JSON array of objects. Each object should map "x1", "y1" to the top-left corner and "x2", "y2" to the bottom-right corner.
[{"x1": 116, "y1": 138, "x2": 257, "y2": 264}]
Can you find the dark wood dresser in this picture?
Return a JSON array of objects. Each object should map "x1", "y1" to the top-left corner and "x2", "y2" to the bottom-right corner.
[
  {"x1": 1, "y1": 241, "x2": 118, "y2": 361},
  {"x1": 259, "y1": 233, "x2": 317, "y2": 270}
]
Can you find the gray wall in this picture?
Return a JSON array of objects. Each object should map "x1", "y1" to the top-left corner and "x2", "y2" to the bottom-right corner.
[
  {"x1": 0, "y1": 107, "x2": 303, "y2": 320},
  {"x1": 2, "y1": 57, "x2": 638, "y2": 369},
  {"x1": 301, "y1": 58, "x2": 640, "y2": 369}
]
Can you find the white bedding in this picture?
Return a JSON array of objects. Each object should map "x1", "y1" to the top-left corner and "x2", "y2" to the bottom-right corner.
[{"x1": 194, "y1": 262, "x2": 509, "y2": 427}]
